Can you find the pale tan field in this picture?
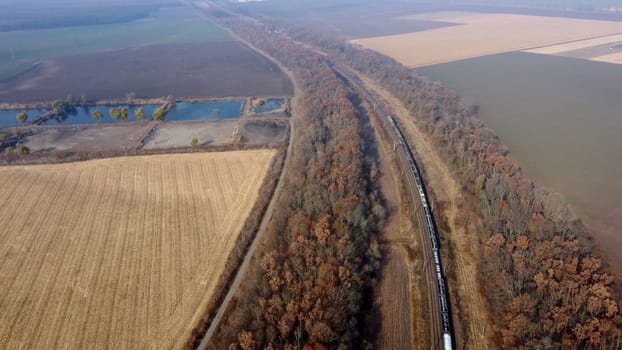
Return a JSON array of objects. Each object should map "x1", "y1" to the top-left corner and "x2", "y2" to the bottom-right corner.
[
  {"x1": 526, "y1": 33, "x2": 622, "y2": 54},
  {"x1": 590, "y1": 51, "x2": 622, "y2": 64},
  {"x1": 0, "y1": 150, "x2": 275, "y2": 350},
  {"x1": 525, "y1": 33, "x2": 622, "y2": 65},
  {"x1": 351, "y1": 12, "x2": 622, "y2": 67}
]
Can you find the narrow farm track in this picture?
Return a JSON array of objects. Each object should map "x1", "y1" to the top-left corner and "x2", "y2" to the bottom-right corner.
[
  {"x1": 377, "y1": 246, "x2": 413, "y2": 350},
  {"x1": 0, "y1": 151, "x2": 275, "y2": 350},
  {"x1": 191, "y1": 3, "x2": 300, "y2": 349}
]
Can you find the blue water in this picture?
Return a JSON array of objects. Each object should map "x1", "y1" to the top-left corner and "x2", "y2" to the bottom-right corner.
[
  {"x1": 166, "y1": 101, "x2": 242, "y2": 121},
  {"x1": 0, "y1": 100, "x2": 243, "y2": 129},
  {"x1": 253, "y1": 98, "x2": 285, "y2": 114}
]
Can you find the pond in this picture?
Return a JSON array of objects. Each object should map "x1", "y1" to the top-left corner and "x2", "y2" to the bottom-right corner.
[{"x1": 0, "y1": 100, "x2": 243, "y2": 129}]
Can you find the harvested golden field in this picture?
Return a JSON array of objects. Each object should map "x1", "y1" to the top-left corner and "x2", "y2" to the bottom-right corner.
[
  {"x1": 0, "y1": 150, "x2": 276, "y2": 350},
  {"x1": 351, "y1": 12, "x2": 622, "y2": 67}
]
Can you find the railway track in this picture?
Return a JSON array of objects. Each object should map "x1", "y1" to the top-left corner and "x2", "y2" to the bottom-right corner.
[
  {"x1": 331, "y1": 65, "x2": 454, "y2": 350},
  {"x1": 387, "y1": 116, "x2": 453, "y2": 350}
]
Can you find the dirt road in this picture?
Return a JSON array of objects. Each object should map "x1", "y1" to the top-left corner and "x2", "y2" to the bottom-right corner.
[{"x1": 191, "y1": 2, "x2": 300, "y2": 348}]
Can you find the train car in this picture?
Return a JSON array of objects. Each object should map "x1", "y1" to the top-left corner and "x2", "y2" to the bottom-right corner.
[
  {"x1": 387, "y1": 115, "x2": 454, "y2": 350},
  {"x1": 443, "y1": 333, "x2": 453, "y2": 350}
]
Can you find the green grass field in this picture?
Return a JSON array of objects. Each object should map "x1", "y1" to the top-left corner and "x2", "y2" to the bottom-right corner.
[{"x1": 0, "y1": 19, "x2": 231, "y2": 80}]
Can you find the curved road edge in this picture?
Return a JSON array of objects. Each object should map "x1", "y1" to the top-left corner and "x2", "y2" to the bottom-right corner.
[
  {"x1": 197, "y1": 106, "x2": 295, "y2": 350},
  {"x1": 191, "y1": 2, "x2": 301, "y2": 349}
]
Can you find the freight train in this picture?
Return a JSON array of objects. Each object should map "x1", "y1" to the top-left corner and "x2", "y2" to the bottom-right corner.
[{"x1": 387, "y1": 116, "x2": 453, "y2": 350}]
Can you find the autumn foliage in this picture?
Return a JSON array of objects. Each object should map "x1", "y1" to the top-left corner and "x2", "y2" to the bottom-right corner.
[
  {"x1": 263, "y1": 19, "x2": 622, "y2": 349},
  {"x1": 214, "y1": 16, "x2": 383, "y2": 350}
]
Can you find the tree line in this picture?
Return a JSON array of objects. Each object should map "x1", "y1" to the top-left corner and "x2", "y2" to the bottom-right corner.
[
  {"x1": 14, "y1": 94, "x2": 171, "y2": 125},
  {"x1": 206, "y1": 14, "x2": 384, "y2": 350},
  {"x1": 322, "y1": 31, "x2": 619, "y2": 349},
  {"x1": 255, "y1": 17, "x2": 622, "y2": 349}
]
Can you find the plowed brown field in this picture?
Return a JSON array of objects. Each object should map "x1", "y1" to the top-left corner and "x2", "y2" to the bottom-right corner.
[{"x1": 0, "y1": 150, "x2": 275, "y2": 349}]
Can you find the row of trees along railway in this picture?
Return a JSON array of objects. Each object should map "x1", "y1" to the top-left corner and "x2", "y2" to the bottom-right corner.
[
  {"x1": 189, "y1": 3, "x2": 384, "y2": 350},
  {"x1": 331, "y1": 60, "x2": 453, "y2": 349},
  {"x1": 195, "y1": 2, "x2": 454, "y2": 348},
  {"x1": 200, "y1": 1, "x2": 622, "y2": 348},
  {"x1": 275, "y1": 17, "x2": 622, "y2": 348}
]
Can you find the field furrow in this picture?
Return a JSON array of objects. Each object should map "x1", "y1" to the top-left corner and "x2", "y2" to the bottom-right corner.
[
  {"x1": 0, "y1": 171, "x2": 70, "y2": 343},
  {"x1": 0, "y1": 150, "x2": 275, "y2": 349}
]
